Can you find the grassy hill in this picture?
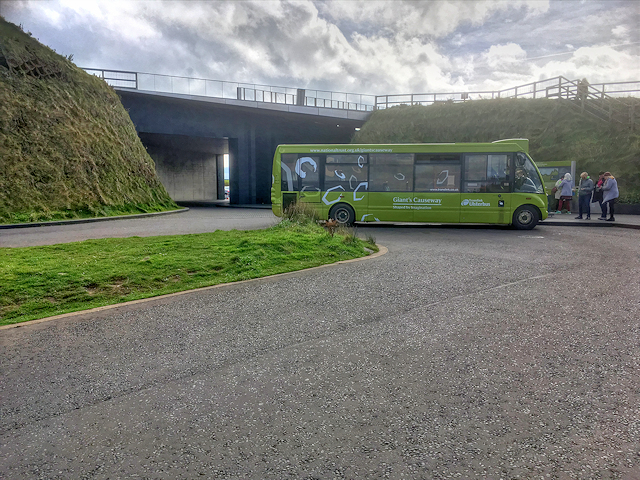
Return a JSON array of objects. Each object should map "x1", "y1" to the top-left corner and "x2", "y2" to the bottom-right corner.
[
  {"x1": 0, "y1": 17, "x2": 176, "y2": 224},
  {"x1": 353, "y1": 98, "x2": 640, "y2": 203}
]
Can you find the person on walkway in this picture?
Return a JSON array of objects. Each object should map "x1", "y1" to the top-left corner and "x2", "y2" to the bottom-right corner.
[
  {"x1": 575, "y1": 172, "x2": 594, "y2": 219},
  {"x1": 600, "y1": 172, "x2": 619, "y2": 222},
  {"x1": 553, "y1": 176, "x2": 564, "y2": 214},
  {"x1": 557, "y1": 173, "x2": 573, "y2": 213},
  {"x1": 592, "y1": 171, "x2": 606, "y2": 218}
]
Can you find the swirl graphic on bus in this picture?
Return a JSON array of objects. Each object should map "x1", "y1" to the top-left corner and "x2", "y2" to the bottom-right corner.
[
  {"x1": 353, "y1": 182, "x2": 368, "y2": 201},
  {"x1": 322, "y1": 185, "x2": 345, "y2": 205},
  {"x1": 295, "y1": 157, "x2": 317, "y2": 179}
]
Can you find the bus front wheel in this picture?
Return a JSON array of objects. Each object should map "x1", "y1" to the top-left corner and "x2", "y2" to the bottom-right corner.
[
  {"x1": 513, "y1": 205, "x2": 539, "y2": 230},
  {"x1": 330, "y1": 204, "x2": 355, "y2": 226}
]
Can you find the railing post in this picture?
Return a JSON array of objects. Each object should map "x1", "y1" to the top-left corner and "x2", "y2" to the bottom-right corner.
[
  {"x1": 237, "y1": 87, "x2": 243, "y2": 100},
  {"x1": 559, "y1": 77, "x2": 563, "y2": 99},
  {"x1": 135, "y1": 72, "x2": 138, "y2": 89},
  {"x1": 533, "y1": 81, "x2": 536, "y2": 99}
]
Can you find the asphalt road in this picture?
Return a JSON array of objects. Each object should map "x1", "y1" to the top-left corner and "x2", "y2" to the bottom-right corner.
[{"x1": 1, "y1": 220, "x2": 639, "y2": 479}]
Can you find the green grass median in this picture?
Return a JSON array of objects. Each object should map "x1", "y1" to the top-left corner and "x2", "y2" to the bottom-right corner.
[{"x1": 0, "y1": 221, "x2": 377, "y2": 326}]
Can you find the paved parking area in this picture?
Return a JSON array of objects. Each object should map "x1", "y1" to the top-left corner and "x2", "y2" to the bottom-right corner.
[{"x1": 1, "y1": 220, "x2": 639, "y2": 478}]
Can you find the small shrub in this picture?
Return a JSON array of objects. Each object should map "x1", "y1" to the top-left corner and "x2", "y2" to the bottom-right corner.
[
  {"x1": 618, "y1": 191, "x2": 640, "y2": 204},
  {"x1": 365, "y1": 233, "x2": 376, "y2": 246},
  {"x1": 282, "y1": 202, "x2": 319, "y2": 224}
]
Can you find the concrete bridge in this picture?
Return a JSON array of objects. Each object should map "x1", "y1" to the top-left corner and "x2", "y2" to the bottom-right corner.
[{"x1": 88, "y1": 70, "x2": 372, "y2": 205}]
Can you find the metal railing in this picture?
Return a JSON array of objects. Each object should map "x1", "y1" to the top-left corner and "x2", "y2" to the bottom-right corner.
[
  {"x1": 83, "y1": 68, "x2": 376, "y2": 112},
  {"x1": 375, "y1": 76, "x2": 640, "y2": 109},
  {"x1": 84, "y1": 69, "x2": 638, "y2": 124}
]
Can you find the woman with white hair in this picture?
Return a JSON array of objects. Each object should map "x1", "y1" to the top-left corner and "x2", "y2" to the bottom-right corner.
[{"x1": 557, "y1": 173, "x2": 573, "y2": 213}]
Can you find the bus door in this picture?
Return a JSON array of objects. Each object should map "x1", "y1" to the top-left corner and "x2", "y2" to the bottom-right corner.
[
  {"x1": 412, "y1": 156, "x2": 461, "y2": 223},
  {"x1": 460, "y1": 153, "x2": 512, "y2": 224}
]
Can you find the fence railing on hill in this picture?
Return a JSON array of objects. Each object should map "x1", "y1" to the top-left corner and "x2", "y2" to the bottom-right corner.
[
  {"x1": 83, "y1": 68, "x2": 376, "y2": 112},
  {"x1": 374, "y1": 77, "x2": 640, "y2": 107},
  {"x1": 375, "y1": 76, "x2": 639, "y2": 129}
]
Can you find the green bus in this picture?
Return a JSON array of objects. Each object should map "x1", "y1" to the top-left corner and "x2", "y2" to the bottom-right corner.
[{"x1": 271, "y1": 139, "x2": 548, "y2": 229}]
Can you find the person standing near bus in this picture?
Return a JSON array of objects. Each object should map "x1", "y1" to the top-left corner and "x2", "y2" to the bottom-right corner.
[
  {"x1": 557, "y1": 173, "x2": 573, "y2": 213},
  {"x1": 553, "y1": 176, "x2": 563, "y2": 213},
  {"x1": 575, "y1": 172, "x2": 594, "y2": 219},
  {"x1": 593, "y1": 171, "x2": 606, "y2": 218},
  {"x1": 600, "y1": 172, "x2": 619, "y2": 222}
]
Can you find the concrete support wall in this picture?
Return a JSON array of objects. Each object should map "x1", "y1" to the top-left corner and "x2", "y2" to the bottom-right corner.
[
  {"x1": 139, "y1": 132, "x2": 226, "y2": 202},
  {"x1": 152, "y1": 150, "x2": 217, "y2": 202}
]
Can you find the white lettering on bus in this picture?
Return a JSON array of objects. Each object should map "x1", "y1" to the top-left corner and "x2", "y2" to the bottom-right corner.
[
  {"x1": 461, "y1": 199, "x2": 491, "y2": 207},
  {"x1": 309, "y1": 148, "x2": 393, "y2": 153}
]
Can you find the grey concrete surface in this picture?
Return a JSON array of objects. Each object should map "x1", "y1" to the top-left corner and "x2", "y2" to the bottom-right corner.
[
  {"x1": 542, "y1": 212, "x2": 640, "y2": 228},
  {"x1": 0, "y1": 207, "x2": 278, "y2": 248},
  {"x1": 1, "y1": 225, "x2": 639, "y2": 479}
]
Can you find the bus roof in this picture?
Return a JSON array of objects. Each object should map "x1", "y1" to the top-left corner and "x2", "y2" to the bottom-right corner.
[{"x1": 276, "y1": 139, "x2": 529, "y2": 155}]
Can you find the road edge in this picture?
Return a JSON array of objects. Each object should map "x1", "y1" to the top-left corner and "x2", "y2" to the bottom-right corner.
[{"x1": 0, "y1": 208, "x2": 189, "y2": 230}]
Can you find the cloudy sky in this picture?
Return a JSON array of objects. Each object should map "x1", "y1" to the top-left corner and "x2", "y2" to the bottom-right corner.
[{"x1": 2, "y1": 0, "x2": 639, "y2": 96}]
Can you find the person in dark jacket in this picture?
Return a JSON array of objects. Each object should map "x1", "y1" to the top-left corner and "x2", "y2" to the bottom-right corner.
[
  {"x1": 592, "y1": 171, "x2": 606, "y2": 218},
  {"x1": 600, "y1": 172, "x2": 619, "y2": 222},
  {"x1": 575, "y1": 172, "x2": 594, "y2": 219}
]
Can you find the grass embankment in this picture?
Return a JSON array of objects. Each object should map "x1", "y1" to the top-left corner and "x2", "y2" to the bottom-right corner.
[
  {"x1": 0, "y1": 18, "x2": 177, "y2": 224},
  {"x1": 353, "y1": 99, "x2": 640, "y2": 203},
  {"x1": 0, "y1": 220, "x2": 377, "y2": 326}
]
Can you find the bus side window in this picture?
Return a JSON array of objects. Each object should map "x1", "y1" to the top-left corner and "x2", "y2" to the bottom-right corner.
[
  {"x1": 298, "y1": 156, "x2": 321, "y2": 192},
  {"x1": 325, "y1": 154, "x2": 368, "y2": 192},
  {"x1": 369, "y1": 154, "x2": 414, "y2": 191},
  {"x1": 463, "y1": 154, "x2": 510, "y2": 193}
]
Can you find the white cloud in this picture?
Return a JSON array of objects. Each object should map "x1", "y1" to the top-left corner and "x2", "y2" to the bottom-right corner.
[
  {"x1": 532, "y1": 45, "x2": 640, "y2": 83},
  {"x1": 611, "y1": 25, "x2": 628, "y2": 39},
  {"x1": 482, "y1": 43, "x2": 528, "y2": 70},
  {"x1": 2, "y1": 0, "x2": 637, "y2": 96},
  {"x1": 318, "y1": 0, "x2": 549, "y2": 38}
]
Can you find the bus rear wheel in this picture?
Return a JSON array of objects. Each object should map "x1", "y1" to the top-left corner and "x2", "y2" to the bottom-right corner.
[
  {"x1": 330, "y1": 203, "x2": 355, "y2": 226},
  {"x1": 513, "y1": 205, "x2": 539, "y2": 230}
]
